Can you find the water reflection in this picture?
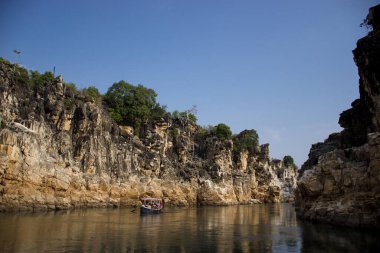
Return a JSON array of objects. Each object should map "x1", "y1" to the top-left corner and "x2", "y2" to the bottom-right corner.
[
  {"x1": 299, "y1": 221, "x2": 380, "y2": 253},
  {"x1": 0, "y1": 204, "x2": 378, "y2": 252}
]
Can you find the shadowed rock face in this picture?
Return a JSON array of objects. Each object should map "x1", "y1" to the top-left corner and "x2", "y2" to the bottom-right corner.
[
  {"x1": 0, "y1": 64, "x2": 297, "y2": 211},
  {"x1": 295, "y1": 4, "x2": 380, "y2": 228}
]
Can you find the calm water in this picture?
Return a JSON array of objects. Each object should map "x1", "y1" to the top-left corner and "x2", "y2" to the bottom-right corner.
[{"x1": 0, "y1": 204, "x2": 379, "y2": 253}]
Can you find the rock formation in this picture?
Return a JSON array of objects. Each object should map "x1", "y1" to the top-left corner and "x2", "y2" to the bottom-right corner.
[
  {"x1": 295, "y1": 4, "x2": 380, "y2": 228},
  {"x1": 0, "y1": 59, "x2": 297, "y2": 211}
]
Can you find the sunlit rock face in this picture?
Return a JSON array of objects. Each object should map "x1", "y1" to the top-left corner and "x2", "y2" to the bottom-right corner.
[
  {"x1": 0, "y1": 62, "x2": 297, "y2": 211},
  {"x1": 295, "y1": 4, "x2": 380, "y2": 228}
]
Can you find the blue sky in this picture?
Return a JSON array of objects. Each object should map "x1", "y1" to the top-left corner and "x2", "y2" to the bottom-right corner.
[{"x1": 0, "y1": 0, "x2": 378, "y2": 165}]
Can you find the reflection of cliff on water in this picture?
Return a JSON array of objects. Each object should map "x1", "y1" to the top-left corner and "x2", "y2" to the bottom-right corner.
[
  {"x1": 194, "y1": 204, "x2": 300, "y2": 252},
  {"x1": 0, "y1": 204, "x2": 302, "y2": 252},
  {"x1": 2, "y1": 205, "x2": 377, "y2": 252},
  {"x1": 299, "y1": 221, "x2": 380, "y2": 253}
]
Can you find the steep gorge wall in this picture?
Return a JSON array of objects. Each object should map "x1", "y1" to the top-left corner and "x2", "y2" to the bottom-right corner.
[
  {"x1": 295, "y1": 5, "x2": 380, "y2": 228},
  {"x1": 0, "y1": 60, "x2": 297, "y2": 211}
]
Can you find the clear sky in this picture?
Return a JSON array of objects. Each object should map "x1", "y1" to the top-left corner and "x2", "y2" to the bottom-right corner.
[{"x1": 0, "y1": 0, "x2": 378, "y2": 166}]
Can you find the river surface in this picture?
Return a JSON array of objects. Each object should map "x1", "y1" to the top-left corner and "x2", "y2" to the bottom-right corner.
[{"x1": 0, "y1": 203, "x2": 379, "y2": 252}]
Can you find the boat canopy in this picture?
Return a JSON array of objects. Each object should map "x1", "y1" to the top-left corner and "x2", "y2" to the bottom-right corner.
[{"x1": 141, "y1": 198, "x2": 162, "y2": 201}]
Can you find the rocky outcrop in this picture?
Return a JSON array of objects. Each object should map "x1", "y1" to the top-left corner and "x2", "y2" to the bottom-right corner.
[
  {"x1": 0, "y1": 60, "x2": 297, "y2": 211},
  {"x1": 295, "y1": 4, "x2": 380, "y2": 228}
]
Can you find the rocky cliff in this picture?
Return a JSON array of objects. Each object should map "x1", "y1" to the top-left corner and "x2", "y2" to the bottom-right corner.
[
  {"x1": 295, "y1": 5, "x2": 380, "y2": 228},
  {"x1": 0, "y1": 59, "x2": 297, "y2": 211}
]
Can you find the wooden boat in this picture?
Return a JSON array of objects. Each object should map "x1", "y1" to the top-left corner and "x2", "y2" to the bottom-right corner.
[{"x1": 140, "y1": 198, "x2": 163, "y2": 214}]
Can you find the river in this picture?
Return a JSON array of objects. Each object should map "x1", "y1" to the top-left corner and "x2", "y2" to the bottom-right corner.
[{"x1": 0, "y1": 203, "x2": 378, "y2": 252}]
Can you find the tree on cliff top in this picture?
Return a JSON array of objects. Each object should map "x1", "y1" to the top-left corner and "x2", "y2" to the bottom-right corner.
[
  {"x1": 0, "y1": 58, "x2": 54, "y2": 89},
  {"x1": 172, "y1": 110, "x2": 197, "y2": 124},
  {"x1": 233, "y1": 129, "x2": 259, "y2": 154},
  {"x1": 80, "y1": 86, "x2": 102, "y2": 103},
  {"x1": 213, "y1": 123, "x2": 232, "y2": 140},
  {"x1": 104, "y1": 80, "x2": 166, "y2": 134},
  {"x1": 283, "y1": 155, "x2": 295, "y2": 167},
  {"x1": 30, "y1": 70, "x2": 55, "y2": 89}
]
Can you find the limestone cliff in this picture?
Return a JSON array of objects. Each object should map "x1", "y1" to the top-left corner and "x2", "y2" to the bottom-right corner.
[
  {"x1": 0, "y1": 60, "x2": 297, "y2": 211},
  {"x1": 295, "y1": 4, "x2": 380, "y2": 228}
]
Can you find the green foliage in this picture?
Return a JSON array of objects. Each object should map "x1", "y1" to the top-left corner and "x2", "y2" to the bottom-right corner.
[
  {"x1": 65, "y1": 83, "x2": 78, "y2": 96},
  {"x1": 64, "y1": 98, "x2": 76, "y2": 110},
  {"x1": 168, "y1": 128, "x2": 179, "y2": 139},
  {"x1": 104, "y1": 80, "x2": 164, "y2": 134},
  {"x1": 151, "y1": 103, "x2": 167, "y2": 121},
  {"x1": 0, "y1": 57, "x2": 56, "y2": 90},
  {"x1": 194, "y1": 123, "x2": 233, "y2": 143},
  {"x1": 1, "y1": 57, "x2": 208, "y2": 136},
  {"x1": 212, "y1": 123, "x2": 232, "y2": 140},
  {"x1": 171, "y1": 110, "x2": 197, "y2": 123},
  {"x1": 80, "y1": 86, "x2": 102, "y2": 103},
  {"x1": 188, "y1": 113, "x2": 197, "y2": 123},
  {"x1": 172, "y1": 110, "x2": 184, "y2": 121},
  {"x1": 283, "y1": 155, "x2": 295, "y2": 167},
  {"x1": 86, "y1": 86, "x2": 101, "y2": 98},
  {"x1": 108, "y1": 108, "x2": 122, "y2": 123},
  {"x1": 0, "y1": 58, "x2": 29, "y2": 85},
  {"x1": 30, "y1": 71, "x2": 54, "y2": 88},
  {"x1": 234, "y1": 129, "x2": 259, "y2": 154},
  {"x1": 0, "y1": 57, "x2": 11, "y2": 65},
  {"x1": 1, "y1": 58, "x2": 56, "y2": 89},
  {"x1": 16, "y1": 66, "x2": 29, "y2": 85},
  {"x1": 194, "y1": 126, "x2": 209, "y2": 142}
]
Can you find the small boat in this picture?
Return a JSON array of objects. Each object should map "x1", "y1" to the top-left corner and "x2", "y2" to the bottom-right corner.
[{"x1": 140, "y1": 198, "x2": 163, "y2": 214}]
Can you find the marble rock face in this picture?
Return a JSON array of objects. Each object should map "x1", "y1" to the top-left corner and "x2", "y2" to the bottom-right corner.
[
  {"x1": 0, "y1": 64, "x2": 297, "y2": 212},
  {"x1": 295, "y1": 4, "x2": 380, "y2": 228}
]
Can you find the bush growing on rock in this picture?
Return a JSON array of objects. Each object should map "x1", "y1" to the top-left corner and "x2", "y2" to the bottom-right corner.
[
  {"x1": 0, "y1": 57, "x2": 11, "y2": 65},
  {"x1": 30, "y1": 70, "x2": 55, "y2": 89},
  {"x1": 16, "y1": 66, "x2": 29, "y2": 86},
  {"x1": 0, "y1": 58, "x2": 28, "y2": 85},
  {"x1": 85, "y1": 86, "x2": 101, "y2": 98},
  {"x1": 283, "y1": 155, "x2": 295, "y2": 167},
  {"x1": 171, "y1": 110, "x2": 197, "y2": 123},
  {"x1": 151, "y1": 103, "x2": 168, "y2": 121},
  {"x1": 233, "y1": 129, "x2": 259, "y2": 154},
  {"x1": 168, "y1": 128, "x2": 179, "y2": 139},
  {"x1": 213, "y1": 123, "x2": 232, "y2": 140},
  {"x1": 80, "y1": 86, "x2": 102, "y2": 103},
  {"x1": 64, "y1": 82, "x2": 78, "y2": 97},
  {"x1": 194, "y1": 126, "x2": 208, "y2": 142},
  {"x1": 0, "y1": 58, "x2": 55, "y2": 89}
]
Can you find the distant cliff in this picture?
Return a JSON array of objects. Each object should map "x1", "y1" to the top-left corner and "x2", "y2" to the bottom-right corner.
[
  {"x1": 0, "y1": 60, "x2": 297, "y2": 211},
  {"x1": 295, "y1": 4, "x2": 380, "y2": 228}
]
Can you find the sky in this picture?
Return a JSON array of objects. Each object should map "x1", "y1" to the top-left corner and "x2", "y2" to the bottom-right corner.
[{"x1": 0, "y1": 0, "x2": 378, "y2": 166}]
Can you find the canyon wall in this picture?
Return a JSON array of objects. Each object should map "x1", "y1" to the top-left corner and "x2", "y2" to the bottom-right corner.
[
  {"x1": 295, "y1": 5, "x2": 380, "y2": 228},
  {"x1": 0, "y1": 60, "x2": 297, "y2": 211}
]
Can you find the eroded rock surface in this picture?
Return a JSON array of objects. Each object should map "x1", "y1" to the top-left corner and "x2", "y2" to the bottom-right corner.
[
  {"x1": 0, "y1": 61, "x2": 297, "y2": 211},
  {"x1": 295, "y1": 4, "x2": 380, "y2": 228}
]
